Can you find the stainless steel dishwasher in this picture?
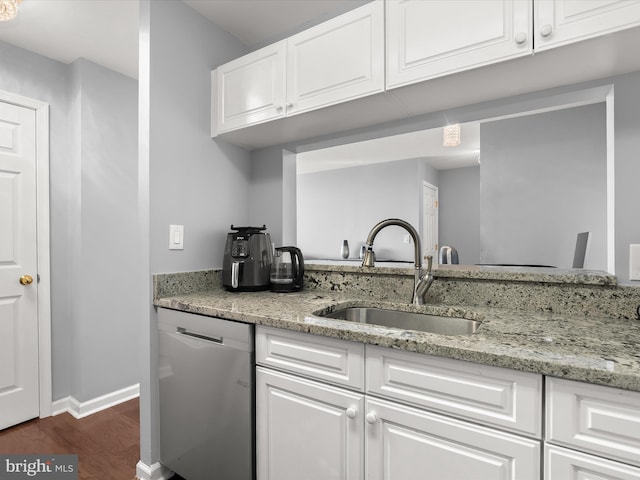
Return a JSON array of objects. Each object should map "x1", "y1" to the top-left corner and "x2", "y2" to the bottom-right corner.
[{"x1": 158, "y1": 307, "x2": 255, "y2": 480}]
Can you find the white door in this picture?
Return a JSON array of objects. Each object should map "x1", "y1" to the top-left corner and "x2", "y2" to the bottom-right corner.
[
  {"x1": 366, "y1": 397, "x2": 540, "y2": 480},
  {"x1": 422, "y1": 181, "x2": 438, "y2": 265},
  {"x1": 535, "y1": 0, "x2": 640, "y2": 51},
  {"x1": 0, "y1": 101, "x2": 39, "y2": 430},
  {"x1": 256, "y1": 367, "x2": 364, "y2": 480}
]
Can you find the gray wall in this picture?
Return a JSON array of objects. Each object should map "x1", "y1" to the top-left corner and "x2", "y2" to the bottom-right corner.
[
  {"x1": 439, "y1": 166, "x2": 481, "y2": 265},
  {"x1": 147, "y1": 1, "x2": 249, "y2": 274},
  {"x1": 68, "y1": 59, "x2": 141, "y2": 401},
  {"x1": 297, "y1": 159, "x2": 423, "y2": 262},
  {"x1": 250, "y1": 146, "x2": 285, "y2": 247},
  {"x1": 141, "y1": 0, "x2": 250, "y2": 469},
  {"x1": 0, "y1": 41, "x2": 141, "y2": 402},
  {"x1": 480, "y1": 104, "x2": 607, "y2": 269}
]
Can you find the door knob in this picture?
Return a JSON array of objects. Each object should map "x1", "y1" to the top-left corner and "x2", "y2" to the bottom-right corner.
[{"x1": 19, "y1": 274, "x2": 33, "y2": 285}]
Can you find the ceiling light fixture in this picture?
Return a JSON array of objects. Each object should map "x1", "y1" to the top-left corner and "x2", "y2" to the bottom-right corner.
[
  {"x1": 443, "y1": 124, "x2": 461, "y2": 147},
  {"x1": 0, "y1": 0, "x2": 22, "y2": 22}
]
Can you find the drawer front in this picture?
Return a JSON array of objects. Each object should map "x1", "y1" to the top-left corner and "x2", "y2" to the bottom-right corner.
[
  {"x1": 256, "y1": 326, "x2": 365, "y2": 391},
  {"x1": 546, "y1": 377, "x2": 640, "y2": 467},
  {"x1": 366, "y1": 345, "x2": 542, "y2": 437},
  {"x1": 545, "y1": 444, "x2": 640, "y2": 480}
]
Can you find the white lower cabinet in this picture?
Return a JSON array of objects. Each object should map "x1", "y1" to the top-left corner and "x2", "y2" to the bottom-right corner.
[
  {"x1": 256, "y1": 366, "x2": 540, "y2": 480},
  {"x1": 366, "y1": 396, "x2": 540, "y2": 480},
  {"x1": 255, "y1": 326, "x2": 543, "y2": 480},
  {"x1": 256, "y1": 367, "x2": 364, "y2": 480}
]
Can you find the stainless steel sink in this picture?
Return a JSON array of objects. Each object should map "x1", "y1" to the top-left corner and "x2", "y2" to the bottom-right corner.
[{"x1": 320, "y1": 307, "x2": 481, "y2": 336}]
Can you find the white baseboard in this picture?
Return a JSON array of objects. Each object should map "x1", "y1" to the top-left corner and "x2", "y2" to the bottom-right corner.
[
  {"x1": 135, "y1": 461, "x2": 174, "y2": 480},
  {"x1": 52, "y1": 383, "x2": 140, "y2": 419}
]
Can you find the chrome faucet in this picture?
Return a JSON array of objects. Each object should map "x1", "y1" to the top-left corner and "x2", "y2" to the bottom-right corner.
[{"x1": 362, "y1": 218, "x2": 434, "y2": 305}]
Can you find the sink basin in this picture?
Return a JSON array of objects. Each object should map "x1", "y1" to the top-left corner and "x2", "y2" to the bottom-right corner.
[{"x1": 320, "y1": 307, "x2": 481, "y2": 336}]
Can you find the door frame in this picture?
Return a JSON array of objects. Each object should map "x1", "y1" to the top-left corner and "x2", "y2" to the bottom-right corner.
[
  {"x1": 1, "y1": 89, "x2": 52, "y2": 418},
  {"x1": 422, "y1": 180, "x2": 439, "y2": 265}
]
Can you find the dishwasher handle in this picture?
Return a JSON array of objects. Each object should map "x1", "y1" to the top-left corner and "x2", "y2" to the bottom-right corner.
[{"x1": 177, "y1": 327, "x2": 223, "y2": 344}]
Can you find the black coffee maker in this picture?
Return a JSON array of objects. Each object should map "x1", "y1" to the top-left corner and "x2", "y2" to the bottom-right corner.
[
  {"x1": 270, "y1": 246, "x2": 304, "y2": 292},
  {"x1": 222, "y1": 225, "x2": 273, "y2": 291}
]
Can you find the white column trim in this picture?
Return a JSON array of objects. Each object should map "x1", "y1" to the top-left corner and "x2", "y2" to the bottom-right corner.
[{"x1": 135, "y1": 461, "x2": 174, "y2": 480}]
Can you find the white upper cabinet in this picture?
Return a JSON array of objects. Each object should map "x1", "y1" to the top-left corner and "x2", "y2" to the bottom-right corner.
[
  {"x1": 214, "y1": 42, "x2": 286, "y2": 134},
  {"x1": 386, "y1": 0, "x2": 533, "y2": 89},
  {"x1": 213, "y1": 0, "x2": 383, "y2": 135},
  {"x1": 286, "y1": 0, "x2": 384, "y2": 116},
  {"x1": 535, "y1": 0, "x2": 640, "y2": 51}
]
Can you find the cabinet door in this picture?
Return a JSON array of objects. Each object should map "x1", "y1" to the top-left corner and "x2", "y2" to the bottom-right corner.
[
  {"x1": 256, "y1": 367, "x2": 364, "y2": 480},
  {"x1": 386, "y1": 0, "x2": 532, "y2": 89},
  {"x1": 365, "y1": 397, "x2": 540, "y2": 480},
  {"x1": 215, "y1": 42, "x2": 286, "y2": 133},
  {"x1": 546, "y1": 445, "x2": 640, "y2": 480},
  {"x1": 535, "y1": 0, "x2": 640, "y2": 51},
  {"x1": 286, "y1": 0, "x2": 384, "y2": 116}
]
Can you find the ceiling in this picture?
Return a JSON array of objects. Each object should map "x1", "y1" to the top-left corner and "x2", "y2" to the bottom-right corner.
[
  {"x1": 0, "y1": 0, "x2": 363, "y2": 79},
  {"x1": 0, "y1": 0, "x2": 479, "y2": 165},
  {"x1": 297, "y1": 122, "x2": 481, "y2": 174}
]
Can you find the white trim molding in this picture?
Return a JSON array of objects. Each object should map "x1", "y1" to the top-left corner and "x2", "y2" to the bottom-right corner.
[
  {"x1": 0, "y1": 89, "x2": 52, "y2": 419},
  {"x1": 135, "y1": 461, "x2": 174, "y2": 480},
  {"x1": 52, "y1": 384, "x2": 140, "y2": 419}
]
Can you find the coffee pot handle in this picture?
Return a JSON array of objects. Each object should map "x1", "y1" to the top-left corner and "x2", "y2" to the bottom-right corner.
[{"x1": 291, "y1": 247, "x2": 304, "y2": 285}]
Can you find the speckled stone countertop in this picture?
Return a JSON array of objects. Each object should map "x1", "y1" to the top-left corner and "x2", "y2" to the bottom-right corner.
[{"x1": 154, "y1": 271, "x2": 640, "y2": 393}]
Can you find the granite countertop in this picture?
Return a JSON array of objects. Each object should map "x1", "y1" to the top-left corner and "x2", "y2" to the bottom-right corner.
[{"x1": 154, "y1": 286, "x2": 640, "y2": 393}]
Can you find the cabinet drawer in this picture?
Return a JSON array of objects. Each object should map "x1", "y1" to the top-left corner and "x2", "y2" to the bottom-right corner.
[
  {"x1": 366, "y1": 345, "x2": 542, "y2": 437},
  {"x1": 545, "y1": 444, "x2": 640, "y2": 480},
  {"x1": 256, "y1": 326, "x2": 364, "y2": 391},
  {"x1": 546, "y1": 377, "x2": 640, "y2": 467}
]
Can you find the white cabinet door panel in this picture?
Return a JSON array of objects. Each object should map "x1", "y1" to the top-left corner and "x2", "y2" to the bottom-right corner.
[
  {"x1": 386, "y1": 0, "x2": 532, "y2": 89},
  {"x1": 366, "y1": 344, "x2": 542, "y2": 437},
  {"x1": 546, "y1": 377, "x2": 640, "y2": 468},
  {"x1": 215, "y1": 42, "x2": 286, "y2": 133},
  {"x1": 256, "y1": 326, "x2": 365, "y2": 390},
  {"x1": 546, "y1": 444, "x2": 640, "y2": 480},
  {"x1": 366, "y1": 397, "x2": 540, "y2": 480},
  {"x1": 287, "y1": 0, "x2": 384, "y2": 115},
  {"x1": 535, "y1": 0, "x2": 640, "y2": 51},
  {"x1": 256, "y1": 367, "x2": 364, "y2": 480}
]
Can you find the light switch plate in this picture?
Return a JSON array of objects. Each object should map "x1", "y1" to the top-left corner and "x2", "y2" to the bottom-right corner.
[
  {"x1": 630, "y1": 244, "x2": 640, "y2": 281},
  {"x1": 169, "y1": 224, "x2": 184, "y2": 250}
]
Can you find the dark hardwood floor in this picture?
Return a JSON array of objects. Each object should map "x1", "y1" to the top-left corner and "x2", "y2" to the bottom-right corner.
[{"x1": 0, "y1": 398, "x2": 141, "y2": 480}]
